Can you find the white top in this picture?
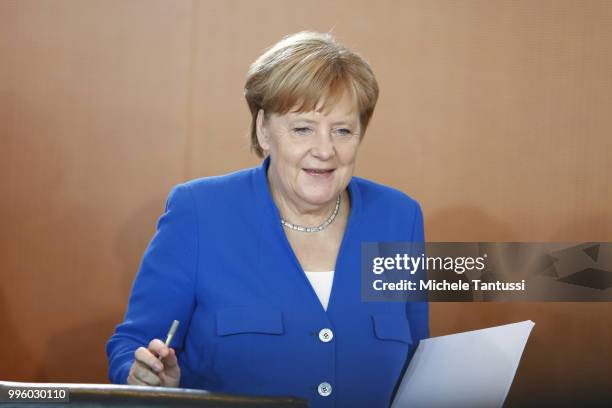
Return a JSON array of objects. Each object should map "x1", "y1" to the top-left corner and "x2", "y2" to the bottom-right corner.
[{"x1": 303, "y1": 270, "x2": 335, "y2": 311}]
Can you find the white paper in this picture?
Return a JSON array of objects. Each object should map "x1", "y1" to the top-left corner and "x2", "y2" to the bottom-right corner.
[{"x1": 392, "y1": 320, "x2": 535, "y2": 408}]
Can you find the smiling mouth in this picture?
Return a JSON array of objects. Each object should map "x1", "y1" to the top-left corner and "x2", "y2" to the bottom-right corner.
[{"x1": 304, "y1": 168, "x2": 335, "y2": 176}]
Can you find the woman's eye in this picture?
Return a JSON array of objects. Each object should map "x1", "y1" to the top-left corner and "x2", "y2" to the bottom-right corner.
[
  {"x1": 293, "y1": 127, "x2": 313, "y2": 135},
  {"x1": 334, "y1": 128, "x2": 352, "y2": 136}
]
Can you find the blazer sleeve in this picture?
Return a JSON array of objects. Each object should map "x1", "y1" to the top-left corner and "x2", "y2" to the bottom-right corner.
[{"x1": 106, "y1": 184, "x2": 198, "y2": 384}]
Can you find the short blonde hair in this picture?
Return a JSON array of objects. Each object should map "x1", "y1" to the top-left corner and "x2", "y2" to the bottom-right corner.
[{"x1": 245, "y1": 31, "x2": 379, "y2": 157}]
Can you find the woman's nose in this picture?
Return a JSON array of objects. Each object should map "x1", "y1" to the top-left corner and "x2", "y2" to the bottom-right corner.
[{"x1": 310, "y1": 130, "x2": 335, "y2": 160}]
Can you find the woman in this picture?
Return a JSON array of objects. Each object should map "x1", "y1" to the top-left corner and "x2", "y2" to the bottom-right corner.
[{"x1": 107, "y1": 31, "x2": 428, "y2": 407}]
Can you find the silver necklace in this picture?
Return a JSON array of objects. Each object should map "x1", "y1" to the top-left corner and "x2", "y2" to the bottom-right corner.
[{"x1": 281, "y1": 195, "x2": 341, "y2": 233}]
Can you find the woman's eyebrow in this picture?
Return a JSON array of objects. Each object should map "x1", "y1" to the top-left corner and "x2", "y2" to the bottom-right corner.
[
  {"x1": 290, "y1": 116, "x2": 357, "y2": 125},
  {"x1": 290, "y1": 118, "x2": 317, "y2": 124},
  {"x1": 330, "y1": 118, "x2": 358, "y2": 126}
]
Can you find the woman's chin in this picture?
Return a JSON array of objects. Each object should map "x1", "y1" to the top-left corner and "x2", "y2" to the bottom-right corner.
[{"x1": 299, "y1": 190, "x2": 339, "y2": 207}]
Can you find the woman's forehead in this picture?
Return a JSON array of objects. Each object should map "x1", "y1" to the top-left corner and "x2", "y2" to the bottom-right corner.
[
  {"x1": 286, "y1": 91, "x2": 358, "y2": 118},
  {"x1": 271, "y1": 79, "x2": 356, "y2": 112}
]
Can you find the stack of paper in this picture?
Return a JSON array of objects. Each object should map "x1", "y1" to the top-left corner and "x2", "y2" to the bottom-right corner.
[{"x1": 392, "y1": 320, "x2": 535, "y2": 408}]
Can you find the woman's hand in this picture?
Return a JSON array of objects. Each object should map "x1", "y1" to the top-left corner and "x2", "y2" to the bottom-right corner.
[{"x1": 127, "y1": 339, "x2": 181, "y2": 387}]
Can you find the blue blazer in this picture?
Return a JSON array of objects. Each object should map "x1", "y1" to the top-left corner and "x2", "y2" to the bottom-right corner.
[{"x1": 107, "y1": 157, "x2": 429, "y2": 408}]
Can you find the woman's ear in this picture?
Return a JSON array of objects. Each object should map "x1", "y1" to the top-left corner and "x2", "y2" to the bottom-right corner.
[{"x1": 256, "y1": 109, "x2": 270, "y2": 152}]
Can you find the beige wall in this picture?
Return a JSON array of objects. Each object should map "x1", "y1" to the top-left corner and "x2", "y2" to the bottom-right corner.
[{"x1": 1, "y1": 0, "x2": 611, "y2": 404}]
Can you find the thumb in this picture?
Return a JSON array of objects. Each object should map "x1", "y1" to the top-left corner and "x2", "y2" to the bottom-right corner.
[{"x1": 161, "y1": 347, "x2": 179, "y2": 369}]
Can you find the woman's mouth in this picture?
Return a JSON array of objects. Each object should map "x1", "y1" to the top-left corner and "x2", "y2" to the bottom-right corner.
[{"x1": 304, "y1": 168, "x2": 335, "y2": 177}]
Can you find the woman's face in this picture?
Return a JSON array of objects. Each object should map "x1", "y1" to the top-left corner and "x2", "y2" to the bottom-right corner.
[{"x1": 257, "y1": 91, "x2": 362, "y2": 209}]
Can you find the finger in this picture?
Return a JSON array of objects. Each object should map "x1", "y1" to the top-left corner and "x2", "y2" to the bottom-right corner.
[
  {"x1": 135, "y1": 346, "x2": 164, "y2": 373},
  {"x1": 128, "y1": 361, "x2": 158, "y2": 386},
  {"x1": 148, "y1": 339, "x2": 169, "y2": 360},
  {"x1": 127, "y1": 372, "x2": 148, "y2": 386},
  {"x1": 133, "y1": 361, "x2": 161, "y2": 386},
  {"x1": 159, "y1": 370, "x2": 179, "y2": 386},
  {"x1": 161, "y1": 348, "x2": 178, "y2": 368}
]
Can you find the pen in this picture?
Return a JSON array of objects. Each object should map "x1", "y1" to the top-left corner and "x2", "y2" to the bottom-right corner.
[{"x1": 159, "y1": 320, "x2": 180, "y2": 361}]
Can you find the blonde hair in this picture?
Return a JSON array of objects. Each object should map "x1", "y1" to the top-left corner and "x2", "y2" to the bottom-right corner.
[{"x1": 244, "y1": 31, "x2": 379, "y2": 157}]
